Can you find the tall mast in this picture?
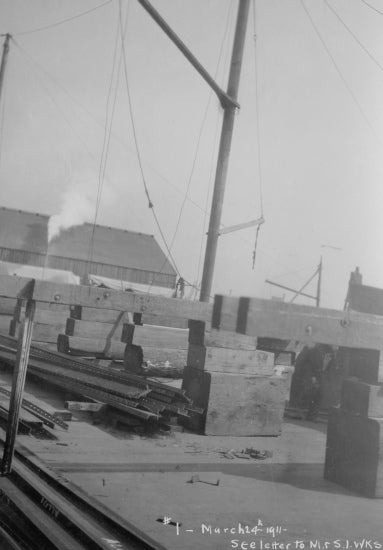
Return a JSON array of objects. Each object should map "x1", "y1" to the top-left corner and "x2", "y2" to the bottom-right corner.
[
  {"x1": 199, "y1": 0, "x2": 250, "y2": 302},
  {"x1": 0, "y1": 34, "x2": 11, "y2": 104}
]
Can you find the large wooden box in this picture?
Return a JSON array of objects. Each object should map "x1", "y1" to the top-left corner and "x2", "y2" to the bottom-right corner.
[
  {"x1": 324, "y1": 407, "x2": 383, "y2": 497},
  {"x1": 181, "y1": 366, "x2": 286, "y2": 436}
]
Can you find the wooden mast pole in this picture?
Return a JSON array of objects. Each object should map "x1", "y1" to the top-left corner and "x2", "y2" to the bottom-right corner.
[
  {"x1": 0, "y1": 34, "x2": 11, "y2": 104},
  {"x1": 199, "y1": 0, "x2": 251, "y2": 302}
]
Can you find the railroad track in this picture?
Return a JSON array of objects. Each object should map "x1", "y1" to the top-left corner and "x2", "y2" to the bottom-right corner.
[{"x1": 0, "y1": 438, "x2": 167, "y2": 550}]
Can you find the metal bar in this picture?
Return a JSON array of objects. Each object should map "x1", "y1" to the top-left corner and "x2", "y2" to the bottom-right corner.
[
  {"x1": 0, "y1": 387, "x2": 68, "y2": 430},
  {"x1": 1, "y1": 299, "x2": 35, "y2": 475},
  {"x1": 289, "y1": 267, "x2": 320, "y2": 303},
  {"x1": 265, "y1": 279, "x2": 317, "y2": 300},
  {"x1": 135, "y1": 0, "x2": 237, "y2": 109}
]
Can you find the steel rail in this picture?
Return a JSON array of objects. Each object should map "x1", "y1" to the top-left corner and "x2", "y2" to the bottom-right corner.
[
  {"x1": 0, "y1": 438, "x2": 167, "y2": 550},
  {"x1": 0, "y1": 386, "x2": 68, "y2": 430},
  {"x1": 0, "y1": 341, "x2": 197, "y2": 420},
  {"x1": 0, "y1": 334, "x2": 189, "y2": 401}
]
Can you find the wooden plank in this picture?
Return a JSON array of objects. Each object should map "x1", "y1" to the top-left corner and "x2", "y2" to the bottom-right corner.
[
  {"x1": 70, "y1": 306, "x2": 132, "y2": 324},
  {"x1": 137, "y1": 313, "x2": 189, "y2": 329},
  {"x1": 212, "y1": 294, "x2": 383, "y2": 353},
  {"x1": 15, "y1": 304, "x2": 71, "y2": 322},
  {"x1": 0, "y1": 275, "x2": 34, "y2": 300},
  {"x1": 30, "y1": 277, "x2": 212, "y2": 319},
  {"x1": 0, "y1": 297, "x2": 17, "y2": 315},
  {"x1": 10, "y1": 321, "x2": 66, "y2": 343},
  {"x1": 188, "y1": 320, "x2": 257, "y2": 349},
  {"x1": 121, "y1": 324, "x2": 189, "y2": 349},
  {"x1": 181, "y1": 366, "x2": 286, "y2": 436},
  {"x1": 186, "y1": 344, "x2": 274, "y2": 375},
  {"x1": 324, "y1": 407, "x2": 383, "y2": 497},
  {"x1": 65, "y1": 318, "x2": 124, "y2": 341},
  {"x1": 34, "y1": 310, "x2": 69, "y2": 325},
  {"x1": 57, "y1": 334, "x2": 126, "y2": 359},
  {"x1": 0, "y1": 315, "x2": 11, "y2": 335},
  {"x1": 341, "y1": 379, "x2": 383, "y2": 418},
  {"x1": 0, "y1": 274, "x2": 211, "y2": 320}
]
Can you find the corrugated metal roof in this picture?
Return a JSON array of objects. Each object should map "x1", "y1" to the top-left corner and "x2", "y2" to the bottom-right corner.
[{"x1": 0, "y1": 207, "x2": 176, "y2": 276}]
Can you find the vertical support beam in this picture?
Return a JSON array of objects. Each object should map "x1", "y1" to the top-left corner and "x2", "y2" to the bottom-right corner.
[
  {"x1": 378, "y1": 352, "x2": 383, "y2": 383},
  {"x1": 316, "y1": 256, "x2": 322, "y2": 307},
  {"x1": 0, "y1": 34, "x2": 11, "y2": 105},
  {"x1": 1, "y1": 299, "x2": 35, "y2": 475},
  {"x1": 199, "y1": 0, "x2": 251, "y2": 302}
]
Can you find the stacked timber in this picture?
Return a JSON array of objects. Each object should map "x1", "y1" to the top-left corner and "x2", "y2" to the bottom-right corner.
[
  {"x1": 57, "y1": 307, "x2": 131, "y2": 359},
  {"x1": 324, "y1": 378, "x2": 383, "y2": 497},
  {"x1": 59, "y1": 305, "x2": 202, "y2": 369},
  {"x1": 181, "y1": 318, "x2": 287, "y2": 436},
  {"x1": 9, "y1": 300, "x2": 71, "y2": 348}
]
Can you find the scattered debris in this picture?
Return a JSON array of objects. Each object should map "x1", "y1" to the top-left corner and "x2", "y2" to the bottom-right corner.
[
  {"x1": 219, "y1": 448, "x2": 273, "y2": 460},
  {"x1": 187, "y1": 475, "x2": 220, "y2": 486}
]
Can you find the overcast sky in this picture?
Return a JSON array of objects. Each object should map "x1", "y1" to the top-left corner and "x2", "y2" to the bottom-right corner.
[{"x1": 0, "y1": 0, "x2": 382, "y2": 308}]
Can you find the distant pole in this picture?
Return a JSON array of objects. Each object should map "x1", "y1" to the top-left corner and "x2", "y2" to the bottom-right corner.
[
  {"x1": 199, "y1": 0, "x2": 250, "y2": 302},
  {"x1": 316, "y1": 256, "x2": 322, "y2": 307},
  {"x1": 0, "y1": 34, "x2": 11, "y2": 104}
]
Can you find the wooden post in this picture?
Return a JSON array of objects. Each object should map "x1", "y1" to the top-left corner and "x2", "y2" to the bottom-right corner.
[
  {"x1": 316, "y1": 256, "x2": 322, "y2": 307},
  {"x1": 0, "y1": 34, "x2": 11, "y2": 105},
  {"x1": 1, "y1": 299, "x2": 35, "y2": 475},
  {"x1": 199, "y1": 0, "x2": 251, "y2": 302}
]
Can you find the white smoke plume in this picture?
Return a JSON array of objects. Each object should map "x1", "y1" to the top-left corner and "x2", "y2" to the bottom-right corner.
[{"x1": 48, "y1": 182, "x2": 96, "y2": 243}]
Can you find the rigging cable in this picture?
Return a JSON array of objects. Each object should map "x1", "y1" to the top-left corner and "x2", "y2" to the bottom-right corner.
[
  {"x1": 11, "y1": 38, "x2": 106, "y2": 162},
  {"x1": 251, "y1": 0, "x2": 265, "y2": 270},
  {"x1": 7, "y1": 39, "x2": 207, "y2": 222},
  {"x1": 117, "y1": 0, "x2": 182, "y2": 278},
  {"x1": 155, "y1": 0, "x2": 236, "y2": 294},
  {"x1": 87, "y1": 2, "x2": 126, "y2": 272},
  {"x1": 323, "y1": 0, "x2": 383, "y2": 74},
  {"x1": 12, "y1": 1, "x2": 114, "y2": 37},
  {"x1": 359, "y1": 0, "x2": 383, "y2": 16},
  {"x1": 299, "y1": 0, "x2": 382, "y2": 144},
  {"x1": 11, "y1": 37, "x2": 141, "y2": 230},
  {"x1": 194, "y1": 1, "x2": 236, "y2": 296}
]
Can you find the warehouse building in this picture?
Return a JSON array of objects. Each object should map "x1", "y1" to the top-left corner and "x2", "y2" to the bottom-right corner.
[{"x1": 0, "y1": 206, "x2": 177, "y2": 289}]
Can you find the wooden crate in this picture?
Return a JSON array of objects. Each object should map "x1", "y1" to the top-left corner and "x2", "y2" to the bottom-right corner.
[
  {"x1": 181, "y1": 366, "x2": 286, "y2": 436},
  {"x1": 186, "y1": 344, "x2": 274, "y2": 375},
  {"x1": 324, "y1": 407, "x2": 383, "y2": 497}
]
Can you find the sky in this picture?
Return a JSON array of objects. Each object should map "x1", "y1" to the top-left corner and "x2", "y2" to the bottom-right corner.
[{"x1": 0, "y1": 0, "x2": 383, "y2": 309}]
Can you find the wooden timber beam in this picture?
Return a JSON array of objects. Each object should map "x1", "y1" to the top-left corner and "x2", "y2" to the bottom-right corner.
[
  {"x1": 212, "y1": 295, "x2": 383, "y2": 352},
  {"x1": 0, "y1": 275, "x2": 211, "y2": 321}
]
